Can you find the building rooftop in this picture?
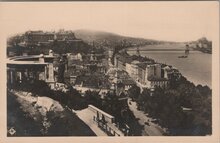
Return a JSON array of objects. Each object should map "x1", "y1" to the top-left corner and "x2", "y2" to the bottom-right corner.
[
  {"x1": 8, "y1": 55, "x2": 54, "y2": 61},
  {"x1": 7, "y1": 54, "x2": 54, "y2": 65},
  {"x1": 163, "y1": 65, "x2": 172, "y2": 71},
  {"x1": 136, "y1": 62, "x2": 153, "y2": 69},
  {"x1": 131, "y1": 60, "x2": 140, "y2": 64},
  {"x1": 7, "y1": 60, "x2": 48, "y2": 65},
  {"x1": 116, "y1": 52, "x2": 133, "y2": 64},
  {"x1": 131, "y1": 55, "x2": 155, "y2": 63}
]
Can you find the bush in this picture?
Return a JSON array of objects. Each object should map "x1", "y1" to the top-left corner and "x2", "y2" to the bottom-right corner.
[{"x1": 127, "y1": 85, "x2": 141, "y2": 101}]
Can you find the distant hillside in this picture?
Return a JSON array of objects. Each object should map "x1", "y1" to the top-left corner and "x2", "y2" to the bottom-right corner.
[
  {"x1": 74, "y1": 29, "x2": 167, "y2": 49},
  {"x1": 8, "y1": 29, "x2": 206, "y2": 56},
  {"x1": 188, "y1": 37, "x2": 212, "y2": 54}
]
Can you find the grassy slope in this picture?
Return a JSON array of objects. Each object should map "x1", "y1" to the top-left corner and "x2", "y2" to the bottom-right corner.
[{"x1": 7, "y1": 91, "x2": 96, "y2": 136}]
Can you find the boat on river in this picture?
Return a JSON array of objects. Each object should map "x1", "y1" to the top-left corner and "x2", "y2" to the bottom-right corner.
[{"x1": 178, "y1": 55, "x2": 188, "y2": 58}]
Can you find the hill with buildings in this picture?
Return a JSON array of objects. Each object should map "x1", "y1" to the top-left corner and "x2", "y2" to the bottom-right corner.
[
  {"x1": 188, "y1": 37, "x2": 212, "y2": 54},
  {"x1": 7, "y1": 29, "x2": 211, "y2": 57},
  {"x1": 7, "y1": 29, "x2": 173, "y2": 57},
  {"x1": 7, "y1": 30, "x2": 92, "y2": 56}
]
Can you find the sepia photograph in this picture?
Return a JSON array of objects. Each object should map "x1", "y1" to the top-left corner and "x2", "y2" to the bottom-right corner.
[{"x1": 0, "y1": 1, "x2": 219, "y2": 143}]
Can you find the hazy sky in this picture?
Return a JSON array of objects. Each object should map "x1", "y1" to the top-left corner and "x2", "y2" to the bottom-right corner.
[{"x1": 0, "y1": 2, "x2": 218, "y2": 42}]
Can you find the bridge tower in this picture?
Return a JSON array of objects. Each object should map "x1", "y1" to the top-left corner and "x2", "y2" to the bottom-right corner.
[{"x1": 185, "y1": 44, "x2": 190, "y2": 55}]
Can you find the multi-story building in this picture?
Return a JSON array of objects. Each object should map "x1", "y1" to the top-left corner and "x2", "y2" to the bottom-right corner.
[
  {"x1": 24, "y1": 31, "x2": 55, "y2": 45},
  {"x1": 162, "y1": 65, "x2": 181, "y2": 81},
  {"x1": 145, "y1": 64, "x2": 162, "y2": 79},
  {"x1": 125, "y1": 60, "x2": 139, "y2": 81},
  {"x1": 114, "y1": 52, "x2": 133, "y2": 71},
  {"x1": 55, "y1": 30, "x2": 76, "y2": 41},
  {"x1": 113, "y1": 49, "x2": 180, "y2": 89},
  {"x1": 126, "y1": 61, "x2": 169, "y2": 89},
  {"x1": 67, "y1": 53, "x2": 83, "y2": 61},
  {"x1": 21, "y1": 30, "x2": 79, "y2": 46}
]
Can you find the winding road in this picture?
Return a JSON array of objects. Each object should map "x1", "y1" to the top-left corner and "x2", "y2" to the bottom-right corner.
[{"x1": 128, "y1": 98, "x2": 166, "y2": 136}]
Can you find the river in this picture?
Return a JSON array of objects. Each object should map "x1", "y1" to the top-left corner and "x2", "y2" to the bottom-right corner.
[{"x1": 128, "y1": 50, "x2": 212, "y2": 88}]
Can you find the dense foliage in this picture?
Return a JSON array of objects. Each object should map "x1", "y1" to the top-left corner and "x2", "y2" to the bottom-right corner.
[
  {"x1": 129, "y1": 76, "x2": 212, "y2": 135},
  {"x1": 12, "y1": 79, "x2": 142, "y2": 135},
  {"x1": 7, "y1": 90, "x2": 96, "y2": 136}
]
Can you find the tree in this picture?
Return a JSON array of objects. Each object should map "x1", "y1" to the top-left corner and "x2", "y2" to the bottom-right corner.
[
  {"x1": 127, "y1": 85, "x2": 140, "y2": 101},
  {"x1": 89, "y1": 65, "x2": 97, "y2": 73}
]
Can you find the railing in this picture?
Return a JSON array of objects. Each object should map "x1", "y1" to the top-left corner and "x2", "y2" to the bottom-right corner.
[
  {"x1": 93, "y1": 116, "x2": 121, "y2": 136},
  {"x1": 88, "y1": 105, "x2": 115, "y2": 123},
  {"x1": 89, "y1": 105, "x2": 130, "y2": 136}
]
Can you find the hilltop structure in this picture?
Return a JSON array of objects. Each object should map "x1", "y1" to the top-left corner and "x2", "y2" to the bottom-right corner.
[
  {"x1": 19, "y1": 30, "x2": 82, "y2": 46},
  {"x1": 7, "y1": 30, "x2": 89, "y2": 57}
]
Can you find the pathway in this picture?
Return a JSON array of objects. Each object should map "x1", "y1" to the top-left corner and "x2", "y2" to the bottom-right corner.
[
  {"x1": 128, "y1": 98, "x2": 166, "y2": 136},
  {"x1": 73, "y1": 108, "x2": 107, "y2": 136}
]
